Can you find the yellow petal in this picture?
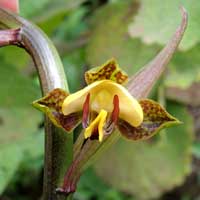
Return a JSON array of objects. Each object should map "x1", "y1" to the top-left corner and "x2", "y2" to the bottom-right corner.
[
  {"x1": 84, "y1": 109, "x2": 108, "y2": 142},
  {"x1": 62, "y1": 80, "x2": 143, "y2": 127}
]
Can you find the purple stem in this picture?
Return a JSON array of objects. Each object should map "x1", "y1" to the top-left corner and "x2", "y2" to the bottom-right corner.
[{"x1": 0, "y1": 28, "x2": 20, "y2": 46}]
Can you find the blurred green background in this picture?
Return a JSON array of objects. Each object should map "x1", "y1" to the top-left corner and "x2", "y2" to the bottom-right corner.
[{"x1": 0, "y1": 0, "x2": 200, "y2": 199}]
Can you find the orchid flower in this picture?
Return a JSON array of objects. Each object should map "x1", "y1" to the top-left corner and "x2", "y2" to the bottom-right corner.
[
  {"x1": 32, "y1": 6, "x2": 187, "y2": 196},
  {"x1": 33, "y1": 59, "x2": 178, "y2": 144}
]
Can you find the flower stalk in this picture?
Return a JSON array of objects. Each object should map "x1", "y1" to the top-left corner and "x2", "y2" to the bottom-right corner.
[
  {"x1": 0, "y1": 8, "x2": 72, "y2": 200},
  {"x1": 0, "y1": 28, "x2": 20, "y2": 46}
]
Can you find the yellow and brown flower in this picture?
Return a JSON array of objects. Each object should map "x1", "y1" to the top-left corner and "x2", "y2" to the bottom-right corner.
[{"x1": 33, "y1": 59, "x2": 180, "y2": 143}]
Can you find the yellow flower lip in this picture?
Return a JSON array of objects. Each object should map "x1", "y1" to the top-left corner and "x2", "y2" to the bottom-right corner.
[
  {"x1": 84, "y1": 109, "x2": 108, "y2": 142},
  {"x1": 62, "y1": 80, "x2": 143, "y2": 127}
]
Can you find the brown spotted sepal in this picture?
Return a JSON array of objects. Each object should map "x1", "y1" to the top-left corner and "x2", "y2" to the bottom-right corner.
[
  {"x1": 32, "y1": 88, "x2": 82, "y2": 132},
  {"x1": 118, "y1": 99, "x2": 181, "y2": 140},
  {"x1": 85, "y1": 58, "x2": 128, "y2": 85}
]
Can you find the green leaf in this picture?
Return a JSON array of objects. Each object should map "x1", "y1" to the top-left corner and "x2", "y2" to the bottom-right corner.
[
  {"x1": 20, "y1": 0, "x2": 85, "y2": 22},
  {"x1": 0, "y1": 59, "x2": 42, "y2": 194},
  {"x1": 19, "y1": 0, "x2": 84, "y2": 20},
  {"x1": 62, "y1": 48, "x2": 86, "y2": 93},
  {"x1": 53, "y1": 7, "x2": 87, "y2": 41},
  {"x1": 0, "y1": 108, "x2": 41, "y2": 144},
  {"x1": 35, "y1": 0, "x2": 85, "y2": 22},
  {"x1": 18, "y1": 130, "x2": 44, "y2": 173},
  {"x1": 75, "y1": 168, "x2": 133, "y2": 200},
  {"x1": 37, "y1": 1, "x2": 87, "y2": 37},
  {"x1": 86, "y1": 1, "x2": 160, "y2": 75},
  {"x1": 94, "y1": 102, "x2": 193, "y2": 200},
  {"x1": 2, "y1": 131, "x2": 44, "y2": 200},
  {"x1": 118, "y1": 99, "x2": 181, "y2": 140},
  {"x1": 19, "y1": 0, "x2": 50, "y2": 18},
  {"x1": 20, "y1": 0, "x2": 86, "y2": 36},
  {"x1": 0, "y1": 144, "x2": 23, "y2": 194},
  {"x1": 7, "y1": 131, "x2": 44, "y2": 193},
  {"x1": 0, "y1": 59, "x2": 39, "y2": 107},
  {"x1": 0, "y1": 59, "x2": 41, "y2": 144},
  {"x1": 0, "y1": 46, "x2": 30, "y2": 71},
  {"x1": 165, "y1": 45, "x2": 200, "y2": 89},
  {"x1": 128, "y1": 0, "x2": 200, "y2": 51},
  {"x1": 192, "y1": 142, "x2": 200, "y2": 158},
  {"x1": 0, "y1": 107, "x2": 42, "y2": 194}
]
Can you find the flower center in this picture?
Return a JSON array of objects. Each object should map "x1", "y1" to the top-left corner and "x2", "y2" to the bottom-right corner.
[
  {"x1": 82, "y1": 93, "x2": 120, "y2": 142},
  {"x1": 84, "y1": 109, "x2": 108, "y2": 142},
  {"x1": 91, "y1": 89, "x2": 113, "y2": 113}
]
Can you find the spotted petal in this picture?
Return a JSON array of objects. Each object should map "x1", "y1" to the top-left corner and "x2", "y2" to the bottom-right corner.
[
  {"x1": 85, "y1": 59, "x2": 128, "y2": 85},
  {"x1": 118, "y1": 99, "x2": 181, "y2": 140},
  {"x1": 32, "y1": 88, "x2": 81, "y2": 132}
]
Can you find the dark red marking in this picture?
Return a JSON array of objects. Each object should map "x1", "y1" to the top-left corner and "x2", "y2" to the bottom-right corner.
[
  {"x1": 111, "y1": 95, "x2": 120, "y2": 125},
  {"x1": 90, "y1": 126, "x2": 99, "y2": 140},
  {"x1": 82, "y1": 93, "x2": 90, "y2": 128},
  {"x1": 56, "y1": 158, "x2": 79, "y2": 196}
]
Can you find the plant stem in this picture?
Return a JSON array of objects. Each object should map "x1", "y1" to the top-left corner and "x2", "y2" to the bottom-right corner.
[
  {"x1": 0, "y1": 28, "x2": 20, "y2": 46},
  {"x1": 0, "y1": 8, "x2": 73, "y2": 200}
]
